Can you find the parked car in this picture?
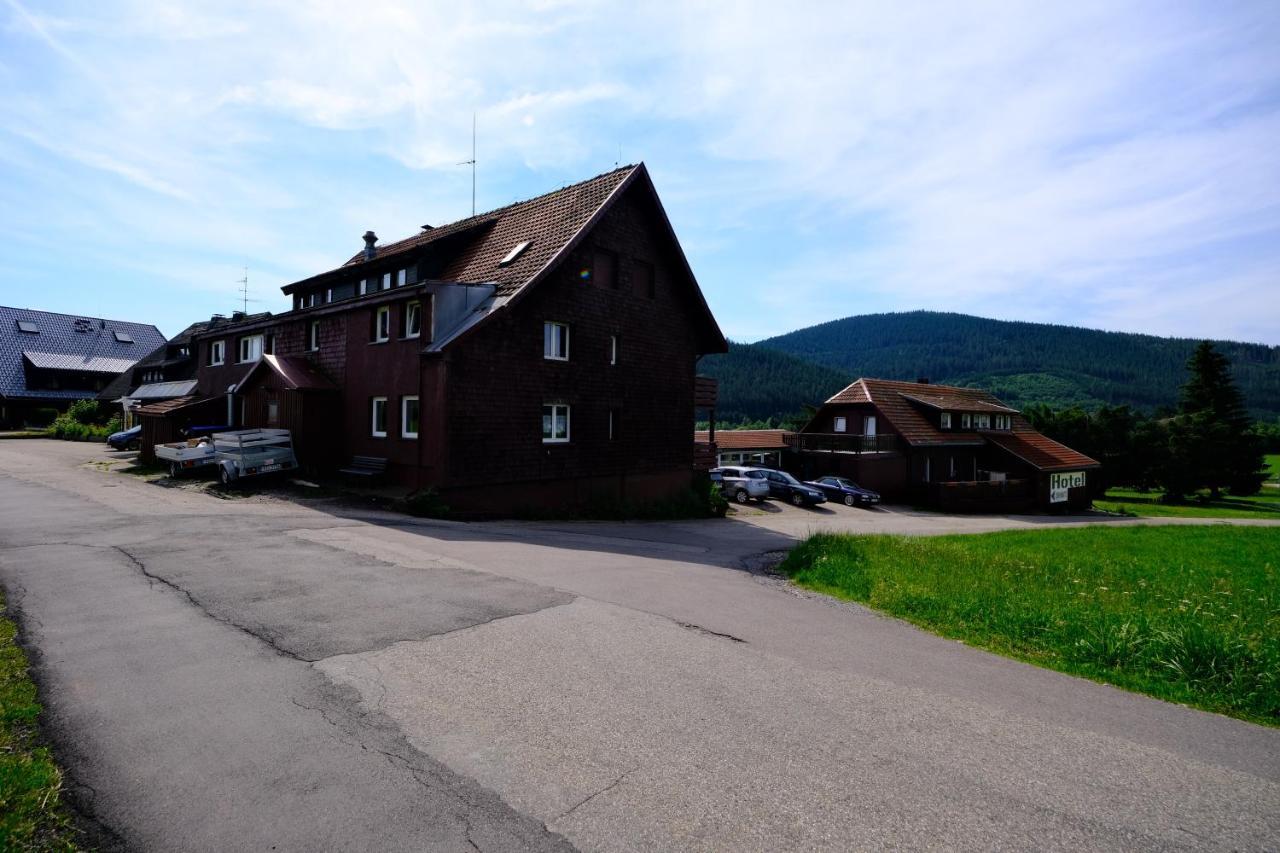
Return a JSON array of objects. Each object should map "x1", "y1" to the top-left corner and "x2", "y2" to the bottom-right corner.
[
  {"x1": 710, "y1": 466, "x2": 771, "y2": 504},
  {"x1": 106, "y1": 424, "x2": 142, "y2": 451},
  {"x1": 806, "y1": 475, "x2": 881, "y2": 507},
  {"x1": 755, "y1": 468, "x2": 827, "y2": 507}
]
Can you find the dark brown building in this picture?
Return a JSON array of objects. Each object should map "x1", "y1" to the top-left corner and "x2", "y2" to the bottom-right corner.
[
  {"x1": 162, "y1": 164, "x2": 726, "y2": 513},
  {"x1": 788, "y1": 378, "x2": 1100, "y2": 511}
]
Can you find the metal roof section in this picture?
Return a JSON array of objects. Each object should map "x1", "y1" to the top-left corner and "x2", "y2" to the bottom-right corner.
[
  {"x1": 23, "y1": 351, "x2": 139, "y2": 373},
  {"x1": 424, "y1": 282, "x2": 501, "y2": 352},
  {"x1": 129, "y1": 379, "x2": 199, "y2": 400}
]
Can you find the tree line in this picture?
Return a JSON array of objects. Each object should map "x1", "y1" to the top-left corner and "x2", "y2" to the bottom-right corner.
[{"x1": 1025, "y1": 342, "x2": 1269, "y2": 498}]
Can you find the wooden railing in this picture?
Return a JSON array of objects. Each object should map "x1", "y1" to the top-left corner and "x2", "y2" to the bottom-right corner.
[{"x1": 784, "y1": 433, "x2": 900, "y2": 454}]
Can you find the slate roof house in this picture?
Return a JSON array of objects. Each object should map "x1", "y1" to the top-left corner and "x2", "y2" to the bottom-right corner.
[
  {"x1": 147, "y1": 164, "x2": 727, "y2": 513},
  {"x1": 788, "y1": 378, "x2": 1100, "y2": 511},
  {"x1": 0, "y1": 306, "x2": 165, "y2": 428}
]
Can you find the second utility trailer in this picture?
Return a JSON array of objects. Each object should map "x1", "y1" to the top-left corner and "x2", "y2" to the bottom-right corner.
[{"x1": 213, "y1": 428, "x2": 298, "y2": 486}]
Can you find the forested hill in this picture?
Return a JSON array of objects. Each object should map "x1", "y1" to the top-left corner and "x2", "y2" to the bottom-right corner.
[
  {"x1": 703, "y1": 311, "x2": 1280, "y2": 423},
  {"x1": 698, "y1": 342, "x2": 851, "y2": 425}
]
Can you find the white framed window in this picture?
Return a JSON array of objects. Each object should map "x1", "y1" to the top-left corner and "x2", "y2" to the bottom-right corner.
[
  {"x1": 396, "y1": 268, "x2": 407, "y2": 287},
  {"x1": 359, "y1": 278, "x2": 368, "y2": 296},
  {"x1": 863, "y1": 415, "x2": 877, "y2": 436},
  {"x1": 994, "y1": 414, "x2": 1011, "y2": 430},
  {"x1": 542, "y1": 404, "x2": 570, "y2": 443},
  {"x1": 325, "y1": 288, "x2": 333, "y2": 303},
  {"x1": 610, "y1": 335, "x2": 618, "y2": 365},
  {"x1": 404, "y1": 301, "x2": 422, "y2": 339},
  {"x1": 209, "y1": 339, "x2": 225, "y2": 366},
  {"x1": 974, "y1": 414, "x2": 991, "y2": 429},
  {"x1": 371, "y1": 397, "x2": 388, "y2": 437},
  {"x1": 401, "y1": 396, "x2": 420, "y2": 438},
  {"x1": 374, "y1": 306, "x2": 390, "y2": 342},
  {"x1": 961, "y1": 413, "x2": 972, "y2": 429},
  {"x1": 940, "y1": 412, "x2": 951, "y2": 429},
  {"x1": 833, "y1": 416, "x2": 847, "y2": 433},
  {"x1": 308, "y1": 320, "x2": 320, "y2": 352},
  {"x1": 543, "y1": 322, "x2": 569, "y2": 360},
  {"x1": 381, "y1": 272, "x2": 391, "y2": 291},
  {"x1": 238, "y1": 334, "x2": 264, "y2": 363}
]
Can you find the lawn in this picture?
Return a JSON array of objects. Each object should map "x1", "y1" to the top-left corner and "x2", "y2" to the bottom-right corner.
[
  {"x1": 1267, "y1": 453, "x2": 1280, "y2": 482},
  {"x1": 779, "y1": 526, "x2": 1280, "y2": 726},
  {"x1": 1094, "y1": 486, "x2": 1280, "y2": 519},
  {"x1": 1, "y1": 591, "x2": 79, "y2": 851}
]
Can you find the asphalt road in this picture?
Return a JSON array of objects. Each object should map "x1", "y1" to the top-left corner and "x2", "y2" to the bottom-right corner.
[{"x1": 1, "y1": 440, "x2": 1277, "y2": 851}]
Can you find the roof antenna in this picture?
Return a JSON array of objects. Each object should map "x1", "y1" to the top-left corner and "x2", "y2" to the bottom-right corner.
[
  {"x1": 457, "y1": 112, "x2": 476, "y2": 216},
  {"x1": 237, "y1": 267, "x2": 249, "y2": 314}
]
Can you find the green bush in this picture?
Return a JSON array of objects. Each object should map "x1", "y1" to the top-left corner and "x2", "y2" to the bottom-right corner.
[{"x1": 66, "y1": 399, "x2": 102, "y2": 425}]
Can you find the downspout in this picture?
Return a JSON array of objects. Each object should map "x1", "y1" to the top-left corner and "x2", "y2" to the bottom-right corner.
[{"x1": 226, "y1": 384, "x2": 237, "y2": 427}]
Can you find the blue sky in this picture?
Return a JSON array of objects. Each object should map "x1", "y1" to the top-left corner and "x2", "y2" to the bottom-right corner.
[{"x1": 2, "y1": 1, "x2": 1278, "y2": 344}]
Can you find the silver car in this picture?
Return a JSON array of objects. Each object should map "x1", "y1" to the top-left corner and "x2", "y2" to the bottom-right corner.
[{"x1": 710, "y1": 466, "x2": 771, "y2": 504}]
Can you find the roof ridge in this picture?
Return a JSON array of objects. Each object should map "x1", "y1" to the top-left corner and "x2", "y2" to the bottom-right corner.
[{"x1": 356, "y1": 164, "x2": 640, "y2": 261}]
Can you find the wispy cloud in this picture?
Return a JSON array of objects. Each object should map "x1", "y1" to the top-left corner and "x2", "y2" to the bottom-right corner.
[{"x1": 0, "y1": 0, "x2": 1276, "y2": 343}]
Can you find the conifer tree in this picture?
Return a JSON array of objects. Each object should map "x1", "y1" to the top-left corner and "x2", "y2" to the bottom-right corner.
[{"x1": 1167, "y1": 342, "x2": 1266, "y2": 496}]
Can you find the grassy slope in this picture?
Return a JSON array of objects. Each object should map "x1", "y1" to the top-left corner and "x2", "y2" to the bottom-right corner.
[
  {"x1": 1, "y1": 591, "x2": 79, "y2": 851},
  {"x1": 1095, "y1": 488, "x2": 1280, "y2": 519},
  {"x1": 779, "y1": 527, "x2": 1280, "y2": 726},
  {"x1": 1267, "y1": 454, "x2": 1280, "y2": 482}
]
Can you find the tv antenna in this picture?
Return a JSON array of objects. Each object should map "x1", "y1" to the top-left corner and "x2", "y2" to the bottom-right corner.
[
  {"x1": 457, "y1": 112, "x2": 476, "y2": 216},
  {"x1": 236, "y1": 267, "x2": 261, "y2": 314}
]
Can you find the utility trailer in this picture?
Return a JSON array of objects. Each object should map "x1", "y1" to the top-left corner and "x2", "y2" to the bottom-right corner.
[
  {"x1": 212, "y1": 428, "x2": 298, "y2": 486},
  {"x1": 154, "y1": 437, "x2": 218, "y2": 479}
]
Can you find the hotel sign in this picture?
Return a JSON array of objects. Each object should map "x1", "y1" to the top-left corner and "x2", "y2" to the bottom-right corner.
[{"x1": 1049, "y1": 471, "x2": 1086, "y2": 503}]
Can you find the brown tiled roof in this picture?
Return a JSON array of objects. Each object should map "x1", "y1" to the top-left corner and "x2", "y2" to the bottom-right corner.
[
  {"x1": 827, "y1": 379, "x2": 1003, "y2": 445},
  {"x1": 694, "y1": 429, "x2": 791, "y2": 450},
  {"x1": 289, "y1": 165, "x2": 639, "y2": 300},
  {"x1": 985, "y1": 430, "x2": 1100, "y2": 471},
  {"x1": 819, "y1": 377, "x2": 1099, "y2": 471}
]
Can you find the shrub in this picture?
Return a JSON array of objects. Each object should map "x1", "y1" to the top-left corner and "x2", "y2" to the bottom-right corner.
[
  {"x1": 66, "y1": 399, "x2": 103, "y2": 425},
  {"x1": 400, "y1": 488, "x2": 451, "y2": 519}
]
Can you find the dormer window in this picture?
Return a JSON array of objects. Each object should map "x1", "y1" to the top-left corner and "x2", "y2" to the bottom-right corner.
[
  {"x1": 994, "y1": 414, "x2": 1011, "y2": 430},
  {"x1": 961, "y1": 413, "x2": 971, "y2": 429},
  {"x1": 940, "y1": 412, "x2": 951, "y2": 429},
  {"x1": 974, "y1": 414, "x2": 991, "y2": 429},
  {"x1": 209, "y1": 340, "x2": 226, "y2": 366},
  {"x1": 238, "y1": 334, "x2": 264, "y2": 364}
]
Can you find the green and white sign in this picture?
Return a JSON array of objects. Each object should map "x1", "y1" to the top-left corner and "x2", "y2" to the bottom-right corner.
[{"x1": 1049, "y1": 470, "x2": 1086, "y2": 503}]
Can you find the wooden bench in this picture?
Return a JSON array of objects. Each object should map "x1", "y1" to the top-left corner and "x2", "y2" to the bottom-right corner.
[{"x1": 338, "y1": 456, "x2": 388, "y2": 479}]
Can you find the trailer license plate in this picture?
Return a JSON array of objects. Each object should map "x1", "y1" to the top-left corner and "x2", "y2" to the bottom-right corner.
[{"x1": 262, "y1": 463, "x2": 280, "y2": 473}]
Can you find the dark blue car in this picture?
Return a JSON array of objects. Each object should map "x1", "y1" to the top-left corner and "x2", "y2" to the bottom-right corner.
[
  {"x1": 106, "y1": 424, "x2": 142, "y2": 450},
  {"x1": 806, "y1": 475, "x2": 881, "y2": 507}
]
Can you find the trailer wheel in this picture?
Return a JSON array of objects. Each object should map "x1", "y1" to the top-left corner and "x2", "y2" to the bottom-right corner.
[
  {"x1": 219, "y1": 465, "x2": 235, "y2": 487},
  {"x1": 169, "y1": 462, "x2": 181, "y2": 479}
]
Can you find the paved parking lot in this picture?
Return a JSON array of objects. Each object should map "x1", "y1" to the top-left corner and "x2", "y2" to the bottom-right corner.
[{"x1": 2, "y1": 439, "x2": 1278, "y2": 851}]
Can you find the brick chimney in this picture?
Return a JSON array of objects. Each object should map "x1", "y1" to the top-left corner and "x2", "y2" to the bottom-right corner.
[{"x1": 362, "y1": 231, "x2": 378, "y2": 261}]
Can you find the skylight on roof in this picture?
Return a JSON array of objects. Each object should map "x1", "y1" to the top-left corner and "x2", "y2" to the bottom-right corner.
[
  {"x1": 114, "y1": 330, "x2": 134, "y2": 343},
  {"x1": 499, "y1": 240, "x2": 531, "y2": 267},
  {"x1": 15, "y1": 320, "x2": 38, "y2": 333}
]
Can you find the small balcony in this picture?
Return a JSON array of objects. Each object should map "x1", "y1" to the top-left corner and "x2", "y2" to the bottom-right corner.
[{"x1": 784, "y1": 433, "x2": 900, "y2": 454}]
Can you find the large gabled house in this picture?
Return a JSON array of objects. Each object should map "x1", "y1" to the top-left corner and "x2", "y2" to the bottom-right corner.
[
  {"x1": 0, "y1": 306, "x2": 165, "y2": 428},
  {"x1": 144, "y1": 163, "x2": 727, "y2": 513},
  {"x1": 788, "y1": 378, "x2": 1100, "y2": 511}
]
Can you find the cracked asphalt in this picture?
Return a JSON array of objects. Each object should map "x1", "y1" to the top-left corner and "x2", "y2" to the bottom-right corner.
[{"x1": 1, "y1": 439, "x2": 1278, "y2": 851}]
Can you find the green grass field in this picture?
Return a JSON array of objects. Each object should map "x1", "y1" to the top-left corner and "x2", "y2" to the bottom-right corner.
[
  {"x1": 779, "y1": 527, "x2": 1280, "y2": 726},
  {"x1": 1267, "y1": 454, "x2": 1280, "y2": 482},
  {"x1": 1095, "y1": 487, "x2": 1280, "y2": 519},
  {"x1": 1, "y1": 592, "x2": 79, "y2": 851}
]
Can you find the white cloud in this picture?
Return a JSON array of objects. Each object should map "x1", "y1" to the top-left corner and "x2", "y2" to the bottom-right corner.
[{"x1": 0, "y1": 0, "x2": 1276, "y2": 342}]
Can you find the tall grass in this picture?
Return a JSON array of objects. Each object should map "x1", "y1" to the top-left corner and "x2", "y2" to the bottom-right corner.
[{"x1": 779, "y1": 527, "x2": 1280, "y2": 725}]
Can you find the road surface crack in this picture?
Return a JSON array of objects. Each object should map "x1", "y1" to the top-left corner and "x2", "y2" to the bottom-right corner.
[
  {"x1": 112, "y1": 545, "x2": 311, "y2": 662},
  {"x1": 556, "y1": 767, "x2": 637, "y2": 821},
  {"x1": 675, "y1": 621, "x2": 746, "y2": 643}
]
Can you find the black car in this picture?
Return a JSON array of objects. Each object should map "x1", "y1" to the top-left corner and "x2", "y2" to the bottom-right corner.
[
  {"x1": 106, "y1": 424, "x2": 142, "y2": 451},
  {"x1": 806, "y1": 475, "x2": 881, "y2": 507},
  {"x1": 755, "y1": 468, "x2": 827, "y2": 507}
]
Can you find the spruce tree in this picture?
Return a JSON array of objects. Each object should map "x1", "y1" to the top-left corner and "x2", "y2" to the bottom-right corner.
[{"x1": 1169, "y1": 342, "x2": 1266, "y2": 496}]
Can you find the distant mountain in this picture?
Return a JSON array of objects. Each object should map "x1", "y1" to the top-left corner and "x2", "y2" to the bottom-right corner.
[
  {"x1": 698, "y1": 341, "x2": 851, "y2": 425},
  {"x1": 703, "y1": 311, "x2": 1280, "y2": 423}
]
